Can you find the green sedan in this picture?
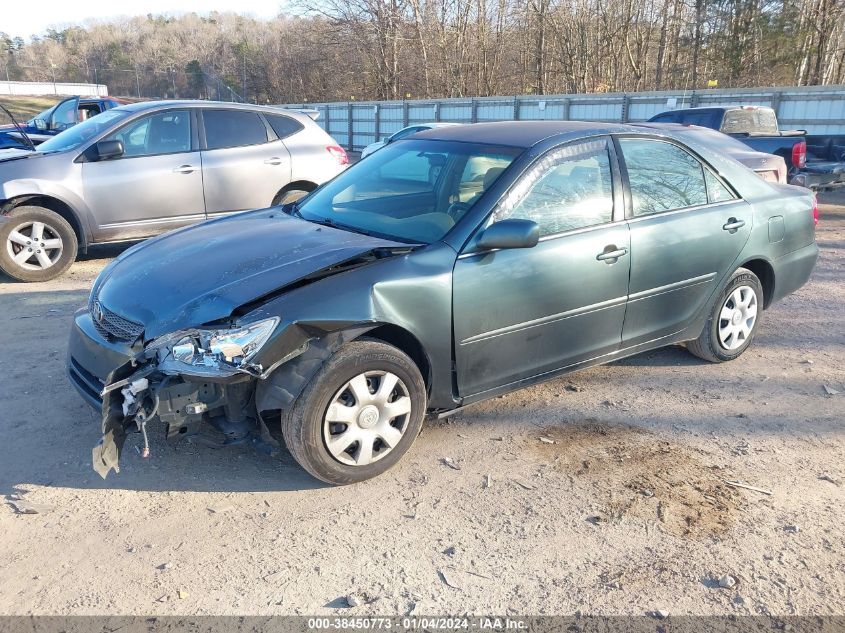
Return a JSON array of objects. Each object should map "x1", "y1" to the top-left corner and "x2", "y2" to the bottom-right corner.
[{"x1": 68, "y1": 121, "x2": 819, "y2": 484}]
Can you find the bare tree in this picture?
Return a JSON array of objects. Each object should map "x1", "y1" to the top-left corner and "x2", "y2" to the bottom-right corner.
[{"x1": 6, "y1": 2, "x2": 842, "y2": 103}]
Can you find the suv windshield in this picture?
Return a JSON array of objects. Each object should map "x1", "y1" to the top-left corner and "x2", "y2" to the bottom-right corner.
[
  {"x1": 296, "y1": 139, "x2": 521, "y2": 243},
  {"x1": 37, "y1": 109, "x2": 131, "y2": 153}
]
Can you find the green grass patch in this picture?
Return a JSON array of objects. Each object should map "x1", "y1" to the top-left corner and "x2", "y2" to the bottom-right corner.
[{"x1": 0, "y1": 95, "x2": 60, "y2": 120}]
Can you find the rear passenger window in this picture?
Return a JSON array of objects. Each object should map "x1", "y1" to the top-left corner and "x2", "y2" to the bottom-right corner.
[
  {"x1": 496, "y1": 138, "x2": 614, "y2": 236},
  {"x1": 265, "y1": 113, "x2": 304, "y2": 140},
  {"x1": 704, "y1": 169, "x2": 736, "y2": 203},
  {"x1": 619, "y1": 139, "x2": 708, "y2": 216},
  {"x1": 203, "y1": 110, "x2": 268, "y2": 150}
]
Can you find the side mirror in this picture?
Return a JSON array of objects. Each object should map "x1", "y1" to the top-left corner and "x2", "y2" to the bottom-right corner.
[
  {"x1": 477, "y1": 219, "x2": 539, "y2": 251},
  {"x1": 33, "y1": 118, "x2": 47, "y2": 131},
  {"x1": 95, "y1": 140, "x2": 124, "y2": 161}
]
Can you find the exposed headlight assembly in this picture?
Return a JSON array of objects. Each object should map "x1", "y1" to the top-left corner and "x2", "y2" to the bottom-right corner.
[{"x1": 151, "y1": 317, "x2": 279, "y2": 376}]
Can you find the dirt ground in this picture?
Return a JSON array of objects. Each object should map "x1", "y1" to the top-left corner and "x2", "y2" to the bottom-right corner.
[{"x1": 0, "y1": 193, "x2": 843, "y2": 617}]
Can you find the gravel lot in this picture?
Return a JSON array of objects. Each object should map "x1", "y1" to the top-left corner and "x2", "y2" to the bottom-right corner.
[{"x1": 0, "y1": 192, "x2": 842, "y2": 616}]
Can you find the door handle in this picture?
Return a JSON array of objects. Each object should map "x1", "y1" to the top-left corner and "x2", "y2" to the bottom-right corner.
[
  {"x1": 723, "y1": 218, "x2": 746, "y2": 232},
  {"x1": 596, "y1": 246, "x2": 628, "y2": 262},
  {"x1": 173, "y1": 165, "x2": 195, "y2": 174},
  {"x1": 264, "y1": 157, "x2": 283, "y2": 165}
]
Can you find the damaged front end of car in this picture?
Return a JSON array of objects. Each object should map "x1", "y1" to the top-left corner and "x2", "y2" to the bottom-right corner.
[{"x1": 92, "y1": 318, "x2": 281, "y2": 479}]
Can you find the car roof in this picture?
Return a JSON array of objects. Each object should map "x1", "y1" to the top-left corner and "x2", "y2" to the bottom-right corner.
[
  {"x1": 413, "y1": 120, "x2": 644, "y2": 149},
  {"x1": 114, "y1": 99, "x2": 313, "y2": 119},
  {"x1": 634, "y1": 122, "x2": 773, "y2": 157},
  {"x1": 657, "y1": 105, "x2": 772, "y2": 112}
]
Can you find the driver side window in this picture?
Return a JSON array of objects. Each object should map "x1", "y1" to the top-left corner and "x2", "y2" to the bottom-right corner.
[
  {"x1": 102, "y1": 110, "x2": 191, "y2": 158},
  {"x1": 495, "y1": 139, "x2": 615, "y2": 237}
]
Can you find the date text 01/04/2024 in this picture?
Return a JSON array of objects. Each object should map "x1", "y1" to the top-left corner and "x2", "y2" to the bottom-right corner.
[{"x1": 306, "y1": 617, "x2": 528, "y2": 630}]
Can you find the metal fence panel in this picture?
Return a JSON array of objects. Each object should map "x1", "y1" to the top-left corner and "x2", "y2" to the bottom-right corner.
[
  {"x1": 0, "y1": 80, "x2": 108, "y2": 96},
  {"x1": 297, "y1": 85, "x2": 845, "y2": 150}
]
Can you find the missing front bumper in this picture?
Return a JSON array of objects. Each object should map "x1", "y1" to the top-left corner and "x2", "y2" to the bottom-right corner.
[{"x1": 91, "y1": 370, "x2": 277, "y2": 479}]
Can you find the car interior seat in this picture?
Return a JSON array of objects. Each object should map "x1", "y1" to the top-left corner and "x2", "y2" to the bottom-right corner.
[{"x1": 147, "y1": 116, "x2": 188, "y2": 154}]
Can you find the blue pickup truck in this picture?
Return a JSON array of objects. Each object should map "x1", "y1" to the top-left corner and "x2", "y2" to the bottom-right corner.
[
  {"x1": 0, "y1": 96, "x2": 122, "y2": 150},
  {"x1": 648, "y1": 105, "x2": 845, "y2": 191}
]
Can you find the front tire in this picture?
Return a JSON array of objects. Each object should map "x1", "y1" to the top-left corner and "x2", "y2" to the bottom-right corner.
[
  {"x1": 687, "y1": 267, "x2": 763, "y2": 363},
  {"x1": 281, "y1": 340, "x2": 426, "y2": 485},
  {"x1": 0, "y1": 206, "x2": 78, "y2": 282}
]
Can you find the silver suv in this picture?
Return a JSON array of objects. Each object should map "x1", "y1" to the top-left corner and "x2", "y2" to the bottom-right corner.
[{"x1": 0, "y1": 101, "x2": 348, "y2": 282}]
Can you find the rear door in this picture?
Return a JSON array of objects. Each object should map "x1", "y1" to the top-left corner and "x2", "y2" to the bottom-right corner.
[
  {"x1": 82, "y1": 108, "x2": 206, "y2": 242},
  {"x1": 199, "y1": 109, "x2": 291, "y2": 216},
  {"x1": 453, "y1": 137, "x2": 630, "y2": 397},
  {"x1": 616, "y1": 136, "x2": 752, "y2": 347}
]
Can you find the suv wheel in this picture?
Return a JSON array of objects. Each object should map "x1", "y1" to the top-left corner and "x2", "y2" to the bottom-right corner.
[
  {"x1": 281, "y1": 340, "x2": 426, "y2": 485},
  {"x1": 687, "y1": 267, "x2": 763, "y2": 362},
  {"x1": 0, "y1": 206, "x2": 78, "y2": 282}
]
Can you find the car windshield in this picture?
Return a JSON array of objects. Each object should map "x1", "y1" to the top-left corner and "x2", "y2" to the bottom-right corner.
[
  {"x1": 37, "y1": 109, "x2": 131, "y2": 153},
  {"x1": 296, "y1": 139, "x2": 521, "y2": 243}
]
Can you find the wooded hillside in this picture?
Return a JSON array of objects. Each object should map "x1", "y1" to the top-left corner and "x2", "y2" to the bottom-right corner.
[{"x1": 2, "y1": 0, "x2": 843, "y2": 103}]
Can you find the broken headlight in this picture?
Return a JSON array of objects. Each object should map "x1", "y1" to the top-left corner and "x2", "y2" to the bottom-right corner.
[{"x1": 155, "y1": 317, "x2": 279, "y2": 369}]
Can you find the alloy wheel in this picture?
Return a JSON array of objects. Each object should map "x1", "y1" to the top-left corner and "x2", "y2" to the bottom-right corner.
[{"x1": 5, "y1": 220, "x2": 64, "y2": 271}]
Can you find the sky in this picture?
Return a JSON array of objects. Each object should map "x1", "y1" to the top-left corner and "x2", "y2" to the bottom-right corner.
[{"x1": 3, "y1": 0, "x2": 284, "y2": 40}]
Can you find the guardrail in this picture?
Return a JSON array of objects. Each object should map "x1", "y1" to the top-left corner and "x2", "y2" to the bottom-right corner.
[{"x1": 286, "y1": 85, "x2": 845, "y2": 151}]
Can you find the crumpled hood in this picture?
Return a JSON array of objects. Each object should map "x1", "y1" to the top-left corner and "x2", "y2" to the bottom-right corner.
[{"x1": 95, "y1": 210, "x2": 406, "y2": 339}]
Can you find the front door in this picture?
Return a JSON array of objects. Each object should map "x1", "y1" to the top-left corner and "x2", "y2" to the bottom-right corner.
[
  {"x1": 47, "y1": 96, "x2": 79, "y2": 133},
  {"x1": 453, "y1": 138, "x2": 630, "y2": 397},
  {"x1": 615, "y1": 137, "x2": 753, "y2": 347},
  {"x1": 199, "y1": 109, "x2": 291, "y2": 216},
  {"x1": 82, "y1": 108, "x2": 205, "y2": 242}
]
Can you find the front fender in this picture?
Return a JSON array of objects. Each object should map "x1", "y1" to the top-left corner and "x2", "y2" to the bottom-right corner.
[
  {"x1": 1, "y1": 178, "x2": 93, "y2": 244},
  {"x1": 254, "y1": 326, "x2": 374, "y2": 418},
  {"x1": 247, "y1": 242, "x2": 458, "y2": 410}
]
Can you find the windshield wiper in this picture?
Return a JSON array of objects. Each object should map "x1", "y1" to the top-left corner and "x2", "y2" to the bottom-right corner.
[
  {"x1": 287, "y1": 204, "x2": 337, "y2": 228},
  {"x1": 284, "y1": 200, "x2": 307, "y2": 219},
  {"x1": 309, "y1": 216, "x2": 343, "y2": 229},
  {"x1": 0, "y1": 104, "x2": 36, "y2": 152}
]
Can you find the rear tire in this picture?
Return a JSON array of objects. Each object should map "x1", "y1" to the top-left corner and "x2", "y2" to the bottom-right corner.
[
  {"x1": 281, "y1": 340, "x2": 426, "y2": 485},
  {"x1": 0, "y1": 206, "x2": 78, "y2": 282},
  {"x1": 687, "y1": 267, "x2": 763, "y2": 363}
]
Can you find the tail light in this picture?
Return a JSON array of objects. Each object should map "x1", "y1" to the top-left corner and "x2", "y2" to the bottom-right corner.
[
  {"x1": 812, "y1": 194, "x2": 819, "y2": 226},
  {"x1": 326, "y1": 145, "x2": 349, "y2": 166},
  {"x1": 792, "y1": 140, "x2": 806, "y2": 169}
]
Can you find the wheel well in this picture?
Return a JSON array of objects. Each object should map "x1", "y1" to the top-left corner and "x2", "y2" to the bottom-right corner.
[
  {"x1": 740, "y1": 259, "x2": 774, "y2": 308},
  {"x1": 363, "y1": 324, "x2": 432, "y2": 390},
  {"x1": 4, "y1": 195, "x2": 86, "y2": 250},
  {"x1": 272, "y1": 181, "x2": 318, "y2": 205}
]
